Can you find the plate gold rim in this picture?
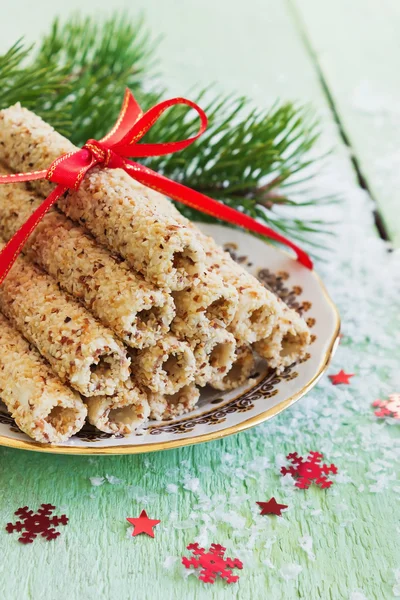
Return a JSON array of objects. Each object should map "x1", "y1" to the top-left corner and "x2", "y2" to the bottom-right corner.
[{"x1": 0, "y1": 243, "x2": 341, "y2": 456}]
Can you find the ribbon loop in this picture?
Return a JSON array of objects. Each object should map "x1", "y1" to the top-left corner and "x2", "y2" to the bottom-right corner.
[
  {"x1": 0, "y1": 88, "x2": 312, "y2": 284},
  {"x1": 111, "y1": 97, "x2": 209, "y2": 158}
]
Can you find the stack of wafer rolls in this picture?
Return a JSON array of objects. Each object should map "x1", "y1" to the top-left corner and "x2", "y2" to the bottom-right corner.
[{"x1": 0, "y1": 104, "x2": 311, "y2": 441}]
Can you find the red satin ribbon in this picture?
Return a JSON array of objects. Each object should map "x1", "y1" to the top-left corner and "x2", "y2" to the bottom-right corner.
[{"x1": 0, "y1": 89, "x2": 312, "y2": 283}]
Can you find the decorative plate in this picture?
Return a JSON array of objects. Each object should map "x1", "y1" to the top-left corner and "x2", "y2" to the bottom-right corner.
[{"x1": 0, "y1": 224, "x2": 340, "y2": 455}]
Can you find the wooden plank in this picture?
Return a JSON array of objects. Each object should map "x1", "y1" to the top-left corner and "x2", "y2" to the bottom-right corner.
[{"x1": 291, "y1": 0, "x2": 400, "y2": 245}]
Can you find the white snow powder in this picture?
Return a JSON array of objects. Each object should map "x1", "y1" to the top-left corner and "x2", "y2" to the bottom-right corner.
[
  {"x1": 166, "y1": 483, "x2": 179, "y2": 494},
  {"x1": 350, "y1": 591, "x2": 368, "y2": 600},
  {"x1": 183, "y1": 477, "x2": 200, "y2": 493},
  {"x1": 279, "y1": 563, "x2": 303, "y2": 581},
  {"x1": 298, "y1": 535, "x2": 315, "y2": 561},
  {"x1": 163, "y1": 556, "x2": 178, "y2": 570},
  {"x1": 105, "y1": 474, "x2": 123, "y2": 485},
  {"x1": 89, "y1": 476, "x2": 105, "y2": 487}
]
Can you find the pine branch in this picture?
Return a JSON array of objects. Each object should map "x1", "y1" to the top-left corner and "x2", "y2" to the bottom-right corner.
[{"x1": 0, "y1": 13, "x2": 333, "y2": 248}]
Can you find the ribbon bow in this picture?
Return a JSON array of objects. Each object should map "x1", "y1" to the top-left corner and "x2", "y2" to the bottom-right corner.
[{"x1": 0, "y1": 89, "x2": 312, "y2": 283}]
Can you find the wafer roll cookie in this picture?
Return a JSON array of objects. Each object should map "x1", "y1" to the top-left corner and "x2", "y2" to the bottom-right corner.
[
  {"x1": 0, "y1": 244, "x2": 130, "y2": 396},
  {"x1": 131, "y1": 334, "x2": 196, "y2": 395},
  {"x1": 208, "y1": 345, "x2": 255, "y2": 391},
  {"x1": 127, "y1": 187, "x2": 283, "y2": 343},
  {"x1": 148, "y1": 384, "x2": 200, "y2": 421},
  {"x1": 193, "y1": 327, "x2": 236, "y2": 387},
  {"x1": 172, "y1": 270, "x2": 238, "y2": 339},
  {"x1": 0, "y1": 105, "x2": 206, "y2": 291},
  {"x1": 0, "y1": 172, "x2": 174, "y2": 349},
  {"x1": 254, "y1": 302, "x2": 310, "y2": 373},
  {"x1": 85, "y1": 379, "x2": 150, "y2": 435},
  {"x1": 0, "y1": 313, "x2": 86, "y2": 443}
]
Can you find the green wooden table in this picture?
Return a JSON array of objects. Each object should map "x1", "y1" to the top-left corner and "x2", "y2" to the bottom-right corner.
[{"x1": 1, "y1": 2, "x2": 399, "y2": 599}]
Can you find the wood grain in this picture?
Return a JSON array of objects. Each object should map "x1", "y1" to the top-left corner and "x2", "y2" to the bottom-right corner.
[{"x1": 292, "y1": 0, "x2": 400, "y2": 245}]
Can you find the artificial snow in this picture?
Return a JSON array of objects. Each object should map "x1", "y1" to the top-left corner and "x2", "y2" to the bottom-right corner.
[
  {"x1": 166, "y1": 483, "x2": 179, "y2": 494},
  {"x1": 105, "y1": 474, "x2": 123, "y2": 485},
  {"x1": 163, "y1": 556, "x2": 178, "y2": 570},
  {"x1": 298, "y1": 535, "x2": 315, "y2": 561},
  {"x1": 350, "y1": 592, "x2": 368, "y2": 600},
  {"x1": 393, "y1": 568, "x2": 400, "y2": 597},
  {"x1": 89, "y1": 475, "x2": 123, "y2": 486},
  {"x1": 279, "y1": 563, "x2": 303, "y2": 581},
  {"x1": 89, "y1": 477, "x2": 105, "y2": 487},
  {"x1": 183, "y1": 477, "x2": 200, "y2": 493}
]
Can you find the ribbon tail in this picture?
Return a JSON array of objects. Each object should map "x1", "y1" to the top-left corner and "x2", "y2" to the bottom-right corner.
[
  {"x1": 123, "y1": 163, "x2": 313, "y2": 270},
  {"x1": 0, "y1": 184, "x2": 66, "y2": 284},
  {"x1": 0, "y1": 170, "x2": 48, "y2": 184}
]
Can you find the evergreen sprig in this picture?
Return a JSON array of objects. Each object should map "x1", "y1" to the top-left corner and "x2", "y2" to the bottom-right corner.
[{"x1": 0, "y1": 13, "x2": 332, "y2": 247}]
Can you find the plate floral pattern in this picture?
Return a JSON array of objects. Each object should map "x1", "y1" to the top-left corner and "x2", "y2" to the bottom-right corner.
[{"x1": 0, "y1": 224, "x2": 340, "y2": 454}]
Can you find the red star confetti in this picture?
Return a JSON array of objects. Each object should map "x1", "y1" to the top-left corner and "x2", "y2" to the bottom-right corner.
[
  {"x1": 257, "y1": 497, "x2": 288, "y2": 516},
  {"x1": 6, "y1": 504, "x2": 68, "y2": 544},
  {"x1": 182, "y1": 543, "x2": 243, "y2": 584},
  {"x1": 126, "y1": 510, "x2": 160, "y2": 537},
  {"x1": 329, "y1": 370, "x2": 354, "y2": 385},
  {"x1": 281, "y1": 451, "x2": 338, "y2": 489},
  {"x1": 372, "y1": 393, "x2": 400, "y2": 420}
]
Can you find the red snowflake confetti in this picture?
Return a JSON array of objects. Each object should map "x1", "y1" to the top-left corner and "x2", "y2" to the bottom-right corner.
[
  {"x1": 126, "y1": 510, "x2": 160, "y2": 537},
  {"x1": 281, "y1": 451, "x2": 338, "y2": 489},
  {"x1": 182, "y1": 543, "x2": 243, "y2": 584},
  {"x1": 6, "y1": 504, "x2": 68, "y2": 544},
  {"x1": 257, "y1": 497, "x2": 288, "y2": 516},
  {"x1": 329, "y1": 370, "x2": 354, "y2": 385},
  {"x1": 372, "y1": 393, "x2": 400, "y2": 420}
]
